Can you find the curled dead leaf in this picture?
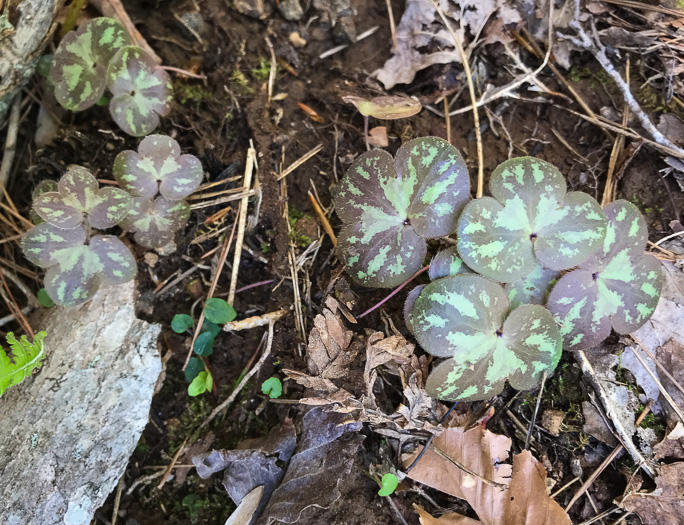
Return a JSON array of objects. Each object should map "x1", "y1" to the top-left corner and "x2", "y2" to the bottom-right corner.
[
  {"x1": 342, "y1": 95, "x2": 421, "y2": 119},
  {"x1": 618, "y1": 462, "x2": 684, "y2": 524}
]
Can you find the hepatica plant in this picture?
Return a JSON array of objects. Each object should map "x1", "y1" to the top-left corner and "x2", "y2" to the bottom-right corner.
[{"x1": 336, "y1": 142, "x2": 663, "y2": 402}]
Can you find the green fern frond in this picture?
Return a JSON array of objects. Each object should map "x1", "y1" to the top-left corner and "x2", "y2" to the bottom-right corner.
[{"x1": 0, "y1": 331, "x2": 47, "y2": 397}]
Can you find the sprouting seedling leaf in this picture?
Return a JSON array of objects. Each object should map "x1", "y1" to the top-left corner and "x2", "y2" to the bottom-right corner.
[
  {"x1": 107, "y1": 46, "x2": 173, "y2": 136},
  {"x1": 37, "y1": 289, "x2": 55, "y2": 308},
  {"x1": 377, "y1": 473, "x2": 399, "y2": 497},
  {"x1": 184, "y1": 357, "x2": 205, "y2": 383},
  {"x1": 428, "y1": 246, "x2": 473, "y2": 281},
  {"x1": 410, "y1": 274, "x2": 562, "y2": 402},
  {"x1": 342, "y1": 95, "x2": 422, "y2": 120},
  {"x1": 505, "y1": 263, "x2": 560, "y2": 311},
  {"x1": 193, "y1": 331, "x2": 214, "y2": 357},
  {"x1": 171, "y1": 313, "x2": 194, "y2": 333},
  {"x1": 119, "y1": 195, "x2": 190, "y2": 249},
  {"x1": 188, "y1": 370, "x2": 212, "y2": 396},
  {"x1": 335, "y1": 137, "x2": 470, "y2": 288},
  {"x1": 261, "y1": 376, "x2": 283, "y2": 399},
  {"x1": 547, "y1": 200, "x2": 663, "y2": 351},
  {"x1": 0, "y1": 331, "x2": 47, "y2": 397},
  {"x1": 21, "y1": 223, "x2": 137, "y2": 307},
  {"x1": 50, "y1": 17, "x2": 131, "y2": 111},
  {"x1": 113, "y1": 134, "x2": 203, "y2": 200},
  {"x1": 33, "y1": 166, "x2": 131, "y2": 230},
  {"x1": 203, "y1": 298, "x2": 236, "y2": 325},
  {"x1": 457, "y1": 157, "x2": 607, "y2": 282}
]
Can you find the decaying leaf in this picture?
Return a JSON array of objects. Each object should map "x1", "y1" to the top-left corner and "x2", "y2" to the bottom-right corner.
[
  {"x1": 342, "y1": 95, "x2": 421, "y2": 119},
  {"x1": 113, "y1": 134, "x2": 203, "y2": 200},
  {"x1": 51, "y1": 17, "x2": 131, "y2": 111},
  {"x1": 618, "y1": 462, "x2": 684, "y2": 524},
  {"x1": 457, "y1": 157, "x2": 607, "y2": 283},
  {"x1": 414, "y1": 504, "x2": 479, "y2": 524},
  {"x1": 404, "y1": 425, "x2": 571, "y2": 524},
  {"x1": 547, "y1": 200, "x2": 662, "y2": 350},
  {"x1": 335, "y1": 137, "x2": 469, "y2": 287},
  {"x1": 363, "y1": 331, "x2": 415, "y2": 396},
  {"x1": 368, "y1": 126, "x2": 389, "y2": 148},
  {"x1": 653, "y1": 422, "x2": 684, "y2": 460},
  {"x1": 107, "y1": 46, "x2": 173, "y2": 136},
  {"x1": 410, "y1": 274, "x2": 562, "y2": 402}
]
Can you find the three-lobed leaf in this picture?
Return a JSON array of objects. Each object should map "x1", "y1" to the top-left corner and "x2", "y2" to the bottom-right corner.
[
  {"x1": 33, "y1": 166, "x2": 131, "y2": 229},
  {"x1": 107, "y1": 46, "x2": 173, "y2": 136},
  {"x1": 410, "y1": 275, "x2": 561, "y2": 402},
  {"x1": 113, "y1": 134, "x2": 203, "y2": 200},
  {"x1": 457, "y1": 157, "x2": 607, "y2": 282},
  {"x1": 335, "y1": 137, "x2": 470, "y2": 287},
  {"x1": 119, "y1": 195, "x2": 191, "y2": 249},
  {"x1": 547, "y1": 200, "x2": 662, "y2": 350},
  {"x1": 0, "y1": 331, "x2": 47, "y2": 397},
  {"x1": 50, "y1": 18, "x2": 131, "y2": 111}
]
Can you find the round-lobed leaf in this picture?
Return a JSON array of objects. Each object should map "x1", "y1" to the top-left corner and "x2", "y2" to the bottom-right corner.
[
  {"x1": 334, "y1": 137, "x2": 469, "y2": 287},
  {"x1": 261, "y1": 377, "x2": 283, "y2": 399},
  {"x1": 171, "y1": 313, "x2": 194, "y2": 333},
  {"x1": 22, "y1": 222, "x2": 87, "y2": 268},
  {"x1": 107, "y1": 46, "x2": 173, "y2": 136},
  {"x1": 428, "y1": 246, "x2": 473, "y2": 281},
  {"x1": 119, "y1": 195, "x2": 191, "y2": 249},
  {"x1": 404, "y1": 284, "x2": 426, "y2": 335},
  {"x1": 193, "y1": 331, "x2": 214, "y2": 357},
  {"x1": 547, "y1": 200, "x2": 663, "y2": 351},
  {"x1": 184, "y1": 357, "x2": 205, "y2": 382},
  {"x1": 33, "y1": 166, "x2": 131, "y2": 230},
  {"x1": 411, "y1": 274, "x2": 561, "y2": 402},
  {"x1": 88, "y1": 235, "x2": 138, "y2": 285},
  {"x1": 504, "y1": 263, "x2": 560, "y2": 311},
  {"x1": 203, "y1": 298, "x2": 236, "y2": 325},
  {"x1": 201, "y1": 321, "x2": 221, "y2": 338},
  {"x1": 50, "y1": 18, "x2": 131, "y2": 111},
  {"x1": 457, "y1": 157, "x2": 607, "y2": 282},
  {"x1": 113, "y1": 134, "x2": 203, "y2": 200}
]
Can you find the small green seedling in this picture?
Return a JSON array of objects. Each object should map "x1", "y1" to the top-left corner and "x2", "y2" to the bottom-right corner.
[
  {"x1": 204, "y1": 297, "x2": 237, "y2": 325},
  {"x1": 334, "y1": 137, "x2": 470, "y2": 288},
  {"x1": 37, "y1": 289, "x2": 55, "y2": 308},
  {"x1": 377, "y1": 473, "x2": 399, "y2": 497},
  {"x1": 188, "y1": 370, "x2": 213, "y2": 397},
  {"x1": 0, "y1": 331, "x2": 48, "y2": 397},
  {"x1": 181, "y1": 493, "x2": 205, "y2": 523},
  {"x1": 171, "y1": 313, "x2": 194, "y2": 333},
  {"x1": 261, "y1": 377, "x2": 282, "y2": 399}
]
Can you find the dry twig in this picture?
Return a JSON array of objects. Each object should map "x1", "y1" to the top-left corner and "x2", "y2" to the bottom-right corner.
[{"x1": 0, "y1": 95, "x2": 21, "y2": 205}]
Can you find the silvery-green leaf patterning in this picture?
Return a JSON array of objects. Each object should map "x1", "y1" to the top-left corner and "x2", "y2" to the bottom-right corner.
[
  {"x1": 428, "y1": 246, "x2": 474, "y2": 281},
  {"x1": 334, "y1": 137, "x2": 470, "y2": 288},
  {"x1": 457, "y1": 157, "x2": 607, "y2": 282},
  {"x1": 21, "y1": 223, "x2": 137, "y2": 307},
  {"x1": 505, "y1": 263, "x2": 560, "y2": 311},
  {"x1": 120, "y1": 196, "x2": 191, "y2": 249},
  {"x1": 107, "y1": 46, "x2": 173, "y2": 136},
  {"x1": 33, "y1": 166, "x2": 131, "y2": 230},
  {"x1": 113, "y1": 135, "x2": 203, "y2": 200},
  {"x1": 410, "y1": 275, "x2": 562, "y2": 402},
  {"x1": 50, "y1": 18, "x2": 131, "y2": 111},
  {"x1": 547, "y1": 200, "x2": 662, "y2": 351}
]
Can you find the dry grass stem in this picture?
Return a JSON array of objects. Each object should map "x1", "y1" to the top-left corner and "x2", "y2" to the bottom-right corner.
[
  {"x1": 319, "y1": 26, "x2": 380, "y2": 59},
  {"x1": 276, "y1": 144, "x2": 323, "y2": 181},
  {"x1": 308, "y1": 191, "x2": 337, "y2": 246},
  {"x1": 223, "y1": 309, "x2": 289, "y2": 331},
  {"x1": 0, "y1": 95, "x2": 21, "y2": 205},
  {"x1": 156, "y1": 437, "x2": 188, "y2": 490},
  {"x1": 602, "y1": 59, "x2": 630, "y2": 207}
]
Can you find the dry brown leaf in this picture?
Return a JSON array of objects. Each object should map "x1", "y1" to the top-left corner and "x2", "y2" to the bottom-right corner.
[
  {"x1": 619, "y1": 462, "x2": 684, "y2": 524},
  {"x1": 404, "y1": 426, "x2": 571, "y2": 524},
  {"x1": 342, "y1": 95, "x2": 421, "y2": 119},
  {"x1": 364, "y1": 331, "x2": 415, "y2": 395},
  {"x1": 654, "y1": 422, "x2": 684, "y2": 460},
  {"x1": 307, "y1": 297, "x2": 361, "y2": 379},
  {"x1": 414, "y1": 504, "x2": 480, "y2": 524},
  {"x1": 283, "y1": 369, "x2": 354, "y2": 407},
  {"x1": 368, "y1": 126, "x2": 389, "y2": 147}
]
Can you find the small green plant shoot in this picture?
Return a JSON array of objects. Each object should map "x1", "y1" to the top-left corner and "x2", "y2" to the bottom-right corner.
[
  {"x1": 261, "y1": 377, "x2": 282, "y2": 399},
  {"x1": 0, "y1": 331, "x2": 48, "y2": 397},
  {"x1": 377, "y1": 473, "x2": 399, "y2": 497},
  {"x1": 336, "y1": 144, "x2": 663, "y2": 403}
]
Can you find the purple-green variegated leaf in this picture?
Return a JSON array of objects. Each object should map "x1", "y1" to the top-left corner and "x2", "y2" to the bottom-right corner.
[
  {"x1": 120, "y1": 196, "x2": 190, "y2": 249},
  {"x1": 112, "y1": 135, "x2": 203, "y2": 200},
  {"x1": 457, "y1": 157, "x2": 607, "y2": 282},
  {"x1": 88, "y1": 236, "x2": 138, "y2": 284},
  {"x1": 411, "y1": 275, "x2": 561, "y2": 402},
  {"x1": 33, "y1": 166, "x2": 131, "y2": 229},
  {"x1": 21, "y1": 223, "x2": 86, "y2": 268},
  {"x1": 428, "y1": 246, "x2": 473, "y2": 281},
  {"x1": 50, "y1": 18, "x2": 131, "y2": 111},
  {"x1": 44, "y1": 249, "x2": 103, "y2": 307},
  {"x1": 505, "y1": 263, "x2": 560, "y2": 311},
  {"x1": 107, "y1": 46, "x2": 173, "y2": 136},
  {"x1": 547, "y1": 200, "x2": 663, "y2": 350},
  {"x1": 404, "y1": 284, "x2": 425, "y2": 335},
  {"x1": 337, "y1": 222, "x2": 426, "y2": 288},
  {"x1": 30, "y1": 180, "x2": 59, "y2": 224},
  {"x1": 334, "y1": 137, "x2": 469, "y2": 287}
]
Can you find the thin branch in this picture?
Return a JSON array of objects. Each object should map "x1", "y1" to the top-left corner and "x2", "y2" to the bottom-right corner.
[
  {"x1": 0, "y1": 94, "x2": 21, "y2": 204},
  {"x1": 358, "y1": 265, "x2": 430, "y2": 319}
]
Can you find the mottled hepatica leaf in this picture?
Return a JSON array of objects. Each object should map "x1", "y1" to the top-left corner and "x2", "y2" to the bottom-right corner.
[
  {"x1": 334, "y1": 137, "x2": 469, "y2": 288},
  {"x1": 21, "y1": 223, "x2": 136, "y2": 307},
  {"x1": 458, "y1": 157, "x2": 607, "y2": 282},
  {"x1": 113, "y1": 134, "x2": 203, "y2": 200},
  {"x1": 547, "y1": 200, "x2": 662, "y2": 351},
  {"x1": 50, "y1": 17, "x2": 131, "y2": 111},
  {"x1": 120, "y1": 196, "x2": 190, "y2": 249},
  {"x1": 107, "y1": 46, "x2": 173, "y2": 136},
  {"x1": 30, "y1": 180, "x2": 58, "y2": 225},
  {"x1": 33, "y1": 166, "x2": 131, "y2": 230},
  {"x1": 410, "y1": 274, "x2": 561, "y2": 402},
  {"x1": 428, "y1": 246, "x2": 473, "y2": 281},
  {"x1": 505, "y1": 263, "x2": 560, "y2": 311}
]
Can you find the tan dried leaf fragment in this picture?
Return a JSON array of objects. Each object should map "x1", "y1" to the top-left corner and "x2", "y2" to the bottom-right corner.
[
  {"x1": 342, "y1": 95, "x2": 421, "y2": 119},
  {"x1": 404, "y1": 426, "x2": 571, "y2": 525},
  {"x1": 619, "y1": 462, "x2": 684, "y2": 524}
]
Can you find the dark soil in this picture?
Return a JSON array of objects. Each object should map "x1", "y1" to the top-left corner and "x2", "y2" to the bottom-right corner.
[{"x1": 2, "y1": 0, "x2": 683, "y2": 524}]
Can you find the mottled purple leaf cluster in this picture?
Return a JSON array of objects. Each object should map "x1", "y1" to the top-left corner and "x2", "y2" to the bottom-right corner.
[
  {"x1": 50, "y1": 17, "x2": 172, "y2": 136},
  {"x1": 336, "y1": 145, "x2": 663, "y2": 403}
]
